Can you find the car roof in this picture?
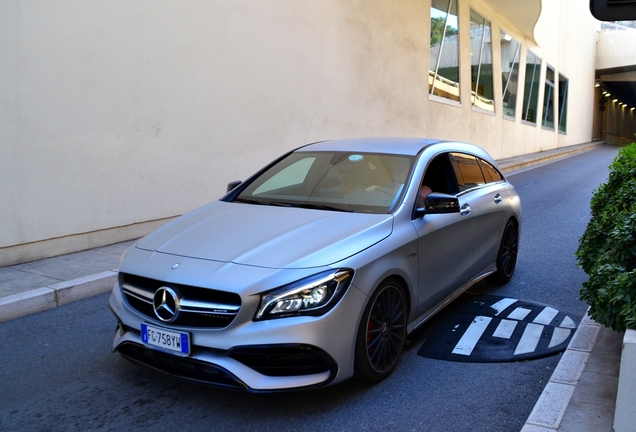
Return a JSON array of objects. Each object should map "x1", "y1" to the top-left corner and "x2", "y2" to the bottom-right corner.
[{"x1": 297, "y1": 137, "x2": 445, "y2": 156}]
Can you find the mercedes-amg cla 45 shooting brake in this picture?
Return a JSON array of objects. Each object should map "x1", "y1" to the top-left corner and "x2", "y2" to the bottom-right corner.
[{"x1": 109, "y1": 137, "x2": 522, "y2": 392}]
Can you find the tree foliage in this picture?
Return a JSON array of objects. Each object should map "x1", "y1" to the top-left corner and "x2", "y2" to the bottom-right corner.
[
  {"x1": 430, "y1": 16, "x2": 458, "y2": 47},
  {"x1": 576, "y1": 143, "x2": 636, "y2": 332}
]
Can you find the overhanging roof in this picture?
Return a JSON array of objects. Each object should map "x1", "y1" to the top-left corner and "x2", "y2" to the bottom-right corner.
[
  {"x1": 597, "y1": 29, "x2": 636, "y2": 108},
  {"x1": 484, "y1": 0, "x2": 542, "y2": 44}
]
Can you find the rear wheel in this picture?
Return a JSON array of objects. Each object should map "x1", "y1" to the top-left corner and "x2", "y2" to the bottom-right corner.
[
  {"x1": 354, "y1": 280, "x2": 407, "y2": 382},
  {"x1": 491, "y1": 220, "x2": 519, "y2": 283}
]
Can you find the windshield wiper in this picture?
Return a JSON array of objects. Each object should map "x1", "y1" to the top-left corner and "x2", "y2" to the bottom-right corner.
[
  {"x1": 234, "y1": 198, "x2": 351, "y2": 212},
  {"x1": 233, "y1": 198, "x2": 271, "y2": 206},
  {"x1": 299, "y1": 203, "x2": 354, "y2": 213},
  {"x1": 233, "y1": 198, "x2": 294, "y2": 207}
]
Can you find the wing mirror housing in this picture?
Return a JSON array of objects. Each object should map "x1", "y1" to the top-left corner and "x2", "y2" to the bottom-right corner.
[
  {"x1": 415, "y1": 193, "x2": 460, "y2": 218},
  {"x1": 227, "y1": 180, "x2": 242, "y2": 193}
]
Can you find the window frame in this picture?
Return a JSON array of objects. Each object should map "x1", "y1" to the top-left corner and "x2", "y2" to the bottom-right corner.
[
  {"x1": 429, "y1": 0, "x2": 461, "y2": 105},
  {"x1": 522, "y1": 50, "x2": 542, "y2": 125},
  {"x1": 469, "y1": 8, "x2": 495, "y2": 114},
  {"x1": 500, "y1": 30, "x2": 521, "y2": 120},
  {"x1": 558, "y1": 74, "x2": 569, "y2": 134},
  {"x1": 542, "y1": 65, "x2": 556, "y2": 130}
]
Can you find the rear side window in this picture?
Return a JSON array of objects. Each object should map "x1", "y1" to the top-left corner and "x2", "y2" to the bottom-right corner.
[
  {"x1": 451, "y1": 153, "x2": 485, "y2": 191},
  {"x1": 479, "y1": 159, "x2": 504, "y2": 183}
]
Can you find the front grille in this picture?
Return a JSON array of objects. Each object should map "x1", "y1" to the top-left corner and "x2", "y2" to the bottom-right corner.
[
  {"x1": 120, "y1": 273, "x2": 241, "y2": 328},
  {"x1": 228, "y1": 344, "x2": 337, "y2": 377}
]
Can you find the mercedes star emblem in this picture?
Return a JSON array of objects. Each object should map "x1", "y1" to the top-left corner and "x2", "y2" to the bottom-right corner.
[{"x1": 153, "y1": 287, "x2": 180, "y2": 322}]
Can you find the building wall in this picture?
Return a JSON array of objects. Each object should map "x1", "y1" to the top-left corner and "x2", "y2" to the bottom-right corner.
[{"x1": 0, "y1": 0, "x2": 600, "y2": 266}]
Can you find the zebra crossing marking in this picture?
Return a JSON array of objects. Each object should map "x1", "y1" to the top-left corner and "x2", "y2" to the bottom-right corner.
[
  {"x1": 514, "y1": 323, "x2": 544, "y2": 355},
  {"x1": 452, "y1": 316, "x2": 492, "y2": 356},
  {"x1": 533, "y1": 307, "x2": 559, "y2": 325},
  {"x1": 492, "y1": 319, "x2": 517, "y2": 339},
  {"x1": 507, "y1": 307, "x2": 532, "y2": 321},
  {"x1": 417, "y1": 294, "x2": 581, "y2": 362}
]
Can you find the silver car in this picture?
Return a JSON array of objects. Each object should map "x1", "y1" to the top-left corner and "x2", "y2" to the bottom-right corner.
[{"x1": 109, "y1": 138, "x2": 521, "y2": 392}]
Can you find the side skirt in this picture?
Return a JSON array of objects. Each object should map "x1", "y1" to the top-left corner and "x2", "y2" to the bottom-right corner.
[{"x1": 407, "y1": 263, "x2": 496, "y2": 333}]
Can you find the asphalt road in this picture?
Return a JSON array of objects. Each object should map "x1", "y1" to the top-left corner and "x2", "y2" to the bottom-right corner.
[{"x1": 0, "y1": 145, "x2": 620, "y2": 432}]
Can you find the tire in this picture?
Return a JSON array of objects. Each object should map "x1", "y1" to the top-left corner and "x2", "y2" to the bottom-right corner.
[
  {"x1": 354, "y1": 280, "x2": 407, "y2": 382},
  {"x1": 491, "y1": 219, "x2": 519, "y2": 284}
]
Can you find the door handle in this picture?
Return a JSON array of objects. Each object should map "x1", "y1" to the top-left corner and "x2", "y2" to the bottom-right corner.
[
  {"x1": 460, "y1": 203, "x2": 471, "y2": 216},
  {"x1": 494, "y1": 193, "x2": 503, "y2": 204}
]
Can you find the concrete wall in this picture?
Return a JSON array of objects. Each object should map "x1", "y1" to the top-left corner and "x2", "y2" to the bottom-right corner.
[
  {"x1": 0, "y1": 0, "x2": 600, "y2": 266},
  {"x1": 614, "y1": 329, "x2": 636, "y2": 432}
]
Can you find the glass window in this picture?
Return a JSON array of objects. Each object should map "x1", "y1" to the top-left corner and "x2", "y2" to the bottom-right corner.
[
  {"x1": 422, "y1": 154, "x2": 460, "y2": 195},
  {"x1": 558, "y1": 74, "x2": 568, "y2": 133},
  {"x1": 236, "y1": 152, "x2": 414, "y2": 214},
  {"x1": 469, "y1": 10, "x2": 494, "y2": 112},
  {"x1": 522, "y1": 51, "x2": 541, "y2": 124},
  {"x1": 500, "y1": 31, "x2": 521, "y2": 118},
  {"x1": 478, "y1": 159, "x2": 504, "y2": 183},
  {"x1": 542, "y1": 65, "x2": 555, "y2": 129},
  {"x1": 450, "y1": 153, "x2": 486, "y2": 191},
  {"x1": 254, "y1": 157, "x2": 315, "y2": 195},
  {"x1": 429, "y1": 0, "x2": 460, "y2": 103}
]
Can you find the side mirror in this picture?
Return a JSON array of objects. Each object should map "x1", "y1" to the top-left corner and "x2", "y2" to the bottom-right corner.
[
  {"x1": 414, "y1": 193, "x2": 460, "y2": 218},
  {"x1": 227, "y1": 180, "x2": 242, "y2": 193}
]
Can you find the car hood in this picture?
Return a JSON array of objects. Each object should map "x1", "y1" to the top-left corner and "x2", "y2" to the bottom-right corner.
[{"x1": 136, "y1": 201, "x2": 393, "y2": 269}]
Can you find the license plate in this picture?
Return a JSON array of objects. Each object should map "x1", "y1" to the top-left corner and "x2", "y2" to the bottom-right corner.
[{"x1": 142, "y1": 323, "x2": 190, "y2": 355}]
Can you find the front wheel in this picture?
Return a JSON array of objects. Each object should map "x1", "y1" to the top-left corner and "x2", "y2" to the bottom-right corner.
[
  {"x1": 491, "y1": 220, "x2": 519, "y2": 283},
  {"x1": 354, "y1": 280, "x2": 407, "y2": 382}
]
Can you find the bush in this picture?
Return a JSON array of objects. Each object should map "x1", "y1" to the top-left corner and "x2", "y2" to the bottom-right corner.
[{"x1": 576, "y1": 143, "x2": 636, "y2": 332}]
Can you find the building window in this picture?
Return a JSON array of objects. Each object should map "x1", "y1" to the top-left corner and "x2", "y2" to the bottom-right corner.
[
  {"x1": 429, "y1": 0, "x2": 460, "y2": 103},
  {"x1": 522, "y1": 51, "x2": 541, "y2": 124},
  {"x1": 558, "y1": 74, "x2": 568, "y2": 133},
  {"x1": 469, "y1": 10, "x2": 494, "y2": 112},
  {"x1": 500, "y1": 31, "x2": 521, "y2": 118},
  {"x1": 542, "y1": 65, "x2": 555, "y2": 129}
]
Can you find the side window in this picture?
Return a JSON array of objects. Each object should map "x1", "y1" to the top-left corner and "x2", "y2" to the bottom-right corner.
[
  {"x1": 478, "y1": 159, "x2": 504, "y2": 183},
  {"x1": 450, "y1": 153, "x2": 486, "y2": 191},
  {"x1": 421, "y1": 153, "x2": 460, "y2": 196}
]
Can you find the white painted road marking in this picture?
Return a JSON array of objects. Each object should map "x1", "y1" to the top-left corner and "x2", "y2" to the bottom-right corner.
[
  {"x1": 452, "y1": 316, "x2": 492, "y2": 356},
  {"x1": 514, "y1": 323, "x2": 544, "y2": 355},
  {"x1": 439, "y1": 297, "x2": 579, "y2": 360},
  {"x1": 533, "y1": 306, "x2": 559, "y2": 325},
  {"x1": 508, "y1": 307, "x2": 532, "y2": 321},
  {"x1": 493, "y1": 319, "x2": 518, "y2": 339},
  {"x1": 549, "y1": 327, "x2": 572, "y2": 348},
  {"x1": 561, "y1": 316, "x2": 576, "y2": 328},
  {"x1": 490, "y1": 298, "x2": 518, "y2": 315}
]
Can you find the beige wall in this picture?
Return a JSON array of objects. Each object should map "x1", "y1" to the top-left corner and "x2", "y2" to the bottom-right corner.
[{"x1": 0, "y1": 0, "x2": 600, "y2": 266}]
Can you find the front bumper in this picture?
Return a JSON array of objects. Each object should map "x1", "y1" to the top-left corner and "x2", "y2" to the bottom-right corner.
[{"x1": 109, "y1": 275, "x2": 366, "y2": 392}]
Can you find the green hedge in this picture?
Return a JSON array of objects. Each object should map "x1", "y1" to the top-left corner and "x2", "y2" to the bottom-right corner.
[{"x1": 576, "y1": 143, "x2": 636, "y2": 332}]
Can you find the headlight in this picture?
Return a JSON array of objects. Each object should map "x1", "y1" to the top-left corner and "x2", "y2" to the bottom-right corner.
[{"x1": 254, "y1": 269, "x2": 354, "y2": 321}]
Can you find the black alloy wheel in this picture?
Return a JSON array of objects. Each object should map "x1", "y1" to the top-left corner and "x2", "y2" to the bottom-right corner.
[
  {"x1": 492, "y1": 220, "x2": 519, "y2": 283},
  {"x1": 354, "y1": 280, "x2": 407, "y2": 382}
]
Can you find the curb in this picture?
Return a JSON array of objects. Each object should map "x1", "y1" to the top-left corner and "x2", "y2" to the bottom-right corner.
[
  {"x1": 0, "y1": 270, "x2": 117, "y2": 323},
  {"x1": 521, "y1": 311, "x2": 602, "y2": 431},
  {"x1": 498, "y1": 141, "x2": 606, "y2": 174}
]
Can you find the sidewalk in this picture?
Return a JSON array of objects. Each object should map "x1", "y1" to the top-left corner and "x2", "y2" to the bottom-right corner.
[
  {"x1": 0, "y1": 240, "x2": 133, "y2": 322},
  {"x1": 0, "y1": 140, "x2": 620, "y2": 430}
]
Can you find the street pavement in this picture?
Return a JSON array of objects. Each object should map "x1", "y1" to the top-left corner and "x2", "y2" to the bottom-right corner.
[{"x1": 0, "y1": 141, "x2": 623, "y2": 431}]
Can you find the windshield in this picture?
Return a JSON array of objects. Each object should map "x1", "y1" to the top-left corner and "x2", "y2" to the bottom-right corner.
[{"x1": 232, "y1": 151, "x2": 414, "y2": 214}]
